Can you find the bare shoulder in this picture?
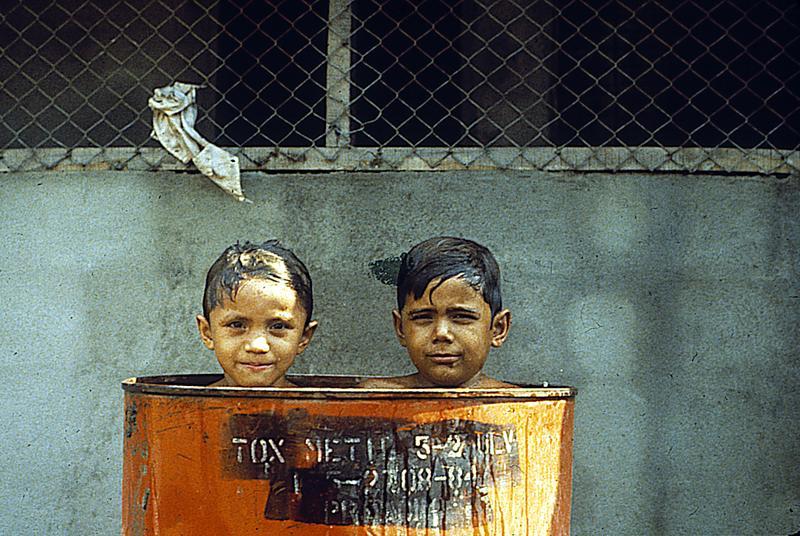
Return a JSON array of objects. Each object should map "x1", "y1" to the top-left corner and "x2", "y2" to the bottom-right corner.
[
  {"x1": 206, "y1": 377, "x2": 298, "y2": 388},
  {"x1": 357, "y1": 375, "x2": 418, "y2": 389},
  {"x1": 473, "y1": 376, "x2": 518, "y2": 388}
]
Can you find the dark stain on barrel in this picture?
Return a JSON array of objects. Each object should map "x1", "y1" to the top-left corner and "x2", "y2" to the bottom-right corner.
[
  {"x1": 223, "y1": 411, "x2": 521, "y2": 529},
  {"x1": 141, "y1": 488, "x2": 150, "y2": 511},
  {"x1": 369, "y1": 255, "x2": 403, "y2": 286},
  {"x1": 125, "y1": 402, "x2": 138, "y2": 438}
]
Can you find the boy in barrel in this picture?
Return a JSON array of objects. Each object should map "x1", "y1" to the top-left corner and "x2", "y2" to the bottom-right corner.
[
  {"x1": 361, "y1": 236, "x2": 514, "y2": 388},
  {"x1": 196, "y1": 240, "x2": 318, "y2": 387}
]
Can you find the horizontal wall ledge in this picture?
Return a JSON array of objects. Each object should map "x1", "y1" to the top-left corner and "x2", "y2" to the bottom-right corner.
[{"x1": 2, "y1": 146, "x2": 798, "y2": 175}]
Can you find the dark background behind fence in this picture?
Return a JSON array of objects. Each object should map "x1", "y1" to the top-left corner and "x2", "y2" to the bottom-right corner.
[{"x1": 2, "y1": 0, "x2": 798, "y2": 172}]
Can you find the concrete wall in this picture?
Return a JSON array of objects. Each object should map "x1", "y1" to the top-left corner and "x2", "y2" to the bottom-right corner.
[{"x1": 0, "y1": 169, "x2": 797, "y2": 535}]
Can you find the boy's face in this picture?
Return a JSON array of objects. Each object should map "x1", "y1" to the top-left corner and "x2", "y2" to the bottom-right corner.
[
  {"x1": 196, "y1": 278, "x2": 317, "y2": 387},
  {"x1": 393, "y1": 275, "x2": 510, "y2": 387}
]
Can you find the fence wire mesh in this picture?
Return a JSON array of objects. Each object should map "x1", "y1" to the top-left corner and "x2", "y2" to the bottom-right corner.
[{"x1": 1, "y1": 0, "x2": 799, "y2": 174}]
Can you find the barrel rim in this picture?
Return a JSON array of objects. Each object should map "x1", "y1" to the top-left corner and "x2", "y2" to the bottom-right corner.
[{"x1": 121, "y1": 374, "x2": 577, "y2": 399}]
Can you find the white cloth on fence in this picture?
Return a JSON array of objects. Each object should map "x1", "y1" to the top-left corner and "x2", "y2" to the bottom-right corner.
[{"x1": 149, "y1": 82, "x2": 245, "y2": 201}]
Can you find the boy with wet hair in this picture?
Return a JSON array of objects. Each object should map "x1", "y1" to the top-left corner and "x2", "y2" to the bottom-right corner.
[
  {"x1": 196, "y1": 240, "x2": 318, "y2": 387},
  {"x1": 361, "y1": 236, "x2": 514, "y2": 388}
]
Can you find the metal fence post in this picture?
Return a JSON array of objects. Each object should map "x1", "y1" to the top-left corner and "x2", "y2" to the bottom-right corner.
[{"x1": 325, "y1": 0, "x2": 352, "y2": 148}]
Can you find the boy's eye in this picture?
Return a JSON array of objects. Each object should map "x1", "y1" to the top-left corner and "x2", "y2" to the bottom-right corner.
[
  {"x1": 226, "y1": 320, "x2": 245, "y2": 329},
  {"x1": 452, "y1": 312, "x2": 478, "y2": 322},
  {"x1": 409, "y1": 313, "x2": 433, "y2": 322},
  {"x1": 270, "y1": 321, "x2": 288, "y2": 330}
]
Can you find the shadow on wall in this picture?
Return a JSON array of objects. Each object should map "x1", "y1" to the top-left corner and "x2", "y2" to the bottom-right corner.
[
  {"x1": 59, "y1": 259, "x2": 159, "y2": 532},
  {"x1": 568, "y1": 175, "x2": 800, "y2": 534},
  {"x1": 565, "y1": 176, "x2": 663, "y2": 533},
  {"x1": 61, "y1": 185, "x2": 213, "y2": 533}
]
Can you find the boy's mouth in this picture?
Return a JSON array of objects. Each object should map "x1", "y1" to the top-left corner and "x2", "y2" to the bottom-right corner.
[
  {"x1": 240, "y1": 362, "x2": 276, "y2": 371},
  {"x1": 427, "y1": 354, "x2": 461, "y2": 364}
]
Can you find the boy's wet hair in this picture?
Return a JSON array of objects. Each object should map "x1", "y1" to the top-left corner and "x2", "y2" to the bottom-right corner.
[
  {"x1": 202, "y1": 240, "x2": 313, "y2": 325},
  {"x1": 396, "y1": 236, "x2": 502, "y2": 317}
]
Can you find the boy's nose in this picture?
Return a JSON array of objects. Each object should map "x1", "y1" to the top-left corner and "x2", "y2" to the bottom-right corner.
[
  {"x1": 432, "y1": 320, "x2": 454, "y2": 342},
  {"x1": 246, "y1": 335, "x2": 270, "y2": 353}
]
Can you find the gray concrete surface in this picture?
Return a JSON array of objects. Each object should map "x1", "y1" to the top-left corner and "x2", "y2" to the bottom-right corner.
[{"x1": 0, "y1": 170, "x2": 797, "y2": 535}]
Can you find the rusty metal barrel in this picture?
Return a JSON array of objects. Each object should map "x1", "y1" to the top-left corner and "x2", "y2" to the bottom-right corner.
[{"x1": 122, "y1": 374, "x2": 576, "y2": 535}]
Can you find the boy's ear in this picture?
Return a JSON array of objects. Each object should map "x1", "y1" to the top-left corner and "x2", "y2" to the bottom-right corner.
[
  {"x1": 392, "y1": 309, "x2": 407, "y2": 347},
  {"x1": 296, "y1": 320, "x2": 319, "y2": 354},
  {"x1": 490, "y1": 309, "x2": 511, "y2": 348},
  {"x1": 196, "y1": 315, "x2": 214, "y2": 350}
]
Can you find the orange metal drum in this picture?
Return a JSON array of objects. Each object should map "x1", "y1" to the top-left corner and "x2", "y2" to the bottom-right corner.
[{"x1": 122, "y1": 375, "x2": 576, "y2": 535}]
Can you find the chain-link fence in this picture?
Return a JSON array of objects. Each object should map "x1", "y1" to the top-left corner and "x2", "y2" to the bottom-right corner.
[{"x1": 2, "y1": 0, "x2": 798, "y2": 174}]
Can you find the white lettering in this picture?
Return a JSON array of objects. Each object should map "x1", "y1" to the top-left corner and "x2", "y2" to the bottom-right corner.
[
  {"x1": 344, "y1": 437, "x2": 361, "y2": 461},
  {"x1": 231, "y1": 438, "x2": 247, "y2": 463},
  {"x1": 364, "y1": 468, "x2": 379, "y2": 487},
  {"x1": 268, "y1": 438, "x2": 285, "y2": 463},
  {"x1": 487, "y1": 431, "x2": 497, "y2": 455},
  {"x1": 414, "y1": 435, "x2": 431, "y2": 460},
  {"x1": 251, "y1": 439, "x2": 268, "y2": 464},
  {"x1": 502, "y1": 429, "x2": 515, "y2": 454},
  {"x1": 324, "y1": 438, "x2": 337, "y2": 462},
  {"x1": 447, "y1": 434, "x2": 465, "y2": 458}
]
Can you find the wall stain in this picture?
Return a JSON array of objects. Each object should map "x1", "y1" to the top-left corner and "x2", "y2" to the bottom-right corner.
[{"x1": 369, "y1": 255, "x2": 403, "y2": 286}]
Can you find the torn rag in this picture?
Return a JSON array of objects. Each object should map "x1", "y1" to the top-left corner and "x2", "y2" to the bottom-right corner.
[{"x1": 149, "y1": 82, "x2": 245, "y2": 201}]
